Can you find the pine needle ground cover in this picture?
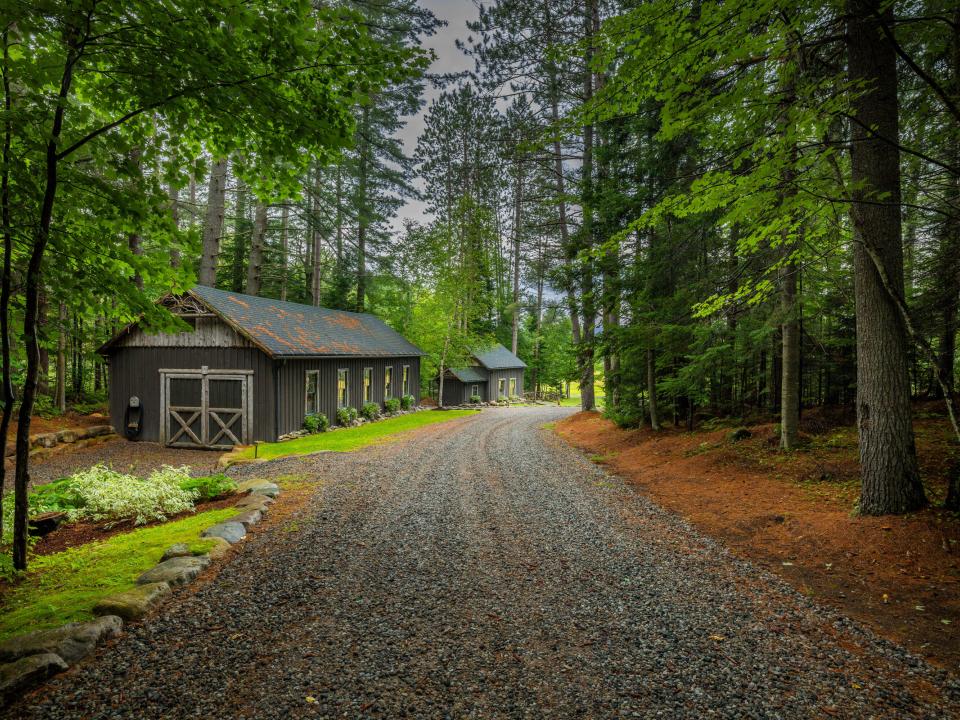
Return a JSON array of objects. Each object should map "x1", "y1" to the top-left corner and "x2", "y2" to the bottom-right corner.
[
  {"x1": 555, "y1": 409, "x2": 960, "y2": 671},
  {"x1": 0, "y1": 508, "x2": 237, "y2": 640},
  {"x1": 235, "y1": 409, "x2": 479, "y2": 461}
]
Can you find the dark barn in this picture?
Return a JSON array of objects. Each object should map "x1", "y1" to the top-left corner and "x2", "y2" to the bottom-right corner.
[
  {"x1": 440, "y1": 344, "x2": 526, "y2": 406},
  {"x1": 99, "y1": 286, "x2": 424, "y2": 449}
]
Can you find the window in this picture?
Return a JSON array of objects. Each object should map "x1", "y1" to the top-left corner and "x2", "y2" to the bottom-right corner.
[
  {"x1": 471, "y1": 384, "x2": 478, "y2": 397},
  {"x1": 363, "y1": 367, "x2": 373, "y2": 403},
  {"x1": 402, "y1": 365, "x2": 410, "y2": 396},
  {"x1": 337, "y1": 368, "x2": 349, "y2": 409},
  {"x1": 498, "y1": 378, "x2": 506, "y2": 398},
  {"x1": 305, "y1": 371, "x2": 319, "y2": 415},
  {"x1": 384, "y1": 366, "x2": 393, "y2": 399},
  {"x1": 509, "y1": 377, "x2": 517, "y2": 397}
]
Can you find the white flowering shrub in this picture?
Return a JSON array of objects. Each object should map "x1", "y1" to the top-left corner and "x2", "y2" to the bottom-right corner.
[{"x1": 66, "y1": 464, "x2": 198, "y2": 526}]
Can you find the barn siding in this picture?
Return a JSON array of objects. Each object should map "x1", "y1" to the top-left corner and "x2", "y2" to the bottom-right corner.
[
  {"x1": 106, "y1": 346, "x2": 275, "y2": 443},
  {"x1": 484, "y1": 368, "x2": 524, "y2": 401},
  {"x1": 276, "y1": 356, "x2": 421, "y2": 435}
]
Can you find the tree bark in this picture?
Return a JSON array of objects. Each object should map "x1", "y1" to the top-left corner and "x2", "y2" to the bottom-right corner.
[
  {"x1": 55, "y1": 302, "x2": 67, "y2": 413},
  {"x1": 355, "y1": 107, "x2": 371, "y2": 313},
  {"x1": 511, "y1": 163, "x2": 523, "y2": 355},
  {"x1": 647, "y1": 348, "x2": 661, "y2": 431},
  {"x1": 0, "y1": 27, "x2": 14, "y2": 542},
  {"x1": 168, "y1": 174, "x2": 181, "y2": 268},
  {"x1": 246, "y1": 201, "x2": 267, "y2": 296},
  {"x1": 848, "y1": 0, "x2": 925, "y2": 514},
  {"x1": 198, "y1": 157, "x2": 228, "y2": 287},
  {"x1": 230, "y1": 179, "x2": 248, "y2": 293},
  {"x1": 280, "y1": 204, "x2": 289, "y2": 301},
  {"x1": 14, "y1": 32, "x2": 78, "y2": 570}
]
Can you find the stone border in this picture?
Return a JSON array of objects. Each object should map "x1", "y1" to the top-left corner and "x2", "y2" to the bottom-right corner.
[
  {"x1": 12, "y1": 425, "x2": 118, "y2": 462},
  {"x1": 0, "y1": 480, "x2": 281, "y2": 708}
]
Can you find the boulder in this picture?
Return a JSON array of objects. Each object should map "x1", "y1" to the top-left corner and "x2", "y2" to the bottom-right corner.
[
  {"x1": 159, "y1": 543, "x2": 192, "y2": 562},
  {"x1": 93, "y1": 583, "x2": 171, "y2": 621},
  {"x1": 203, "y1": 537, "x2": 232, "y2": 560},
  {"x1": 55, "y1": 429, "x2": 81, "y2": 444},
  {"x1": 234, "y1": 494, "x2": 273, "y2": 512},
  {"x1": 201, "y1": 521, "x2": 246, "y2": 544},
  {"x1": 136, "y1": 556, "x2": 210, "y2": 587},
  {"x1": 83, "y1": 425, "x2": 114, "y2": 438},
  {"x1": 0, "y1": 653, "x2": 68, "y2": 708},
  {"x1": 231, "y1": 509, "x2": 262, "y2": 528},
  {"x1": 235, "y1": 480, "x2": 280, "y2": 498},
  {"x1": 0, "y1": 616, "x2": 122, "y2": 665},
  {"x1": 31, "y1": 433, "x2": 58, "y2": 449}
]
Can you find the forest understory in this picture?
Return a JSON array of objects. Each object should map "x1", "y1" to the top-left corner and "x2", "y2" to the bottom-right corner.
[{"x1": 556, "y1": 403, "x2": 960, "y2": 672}]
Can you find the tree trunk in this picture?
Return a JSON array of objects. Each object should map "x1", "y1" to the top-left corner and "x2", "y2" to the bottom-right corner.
[
  {"x1": 647, "y1": 348, "x2": 660, "y2": 431},
  {"x1": 198, "y1": 157, "x2": 228, "y2": 287},
  {"x1": 14, "y1": 34, "x2": 76, "y2": 570},
  {"x1": 231, "y1": 180, "x2": 249, "y2": 293},
  {"x1": 127, "y1": 147, "x2": 143, "y2": 290},
  {"x1": 168, "y1": 174, "x2": 181, "y2": 268},
  {"x1": 511, "y1": 164, "x2": 523, "y2": 355},
  {"x1": 0, "y1": 28, "x2": 13, "y2": 542},
  {"x1": 355, "y1": 107, "x2": 371, "y2": 313},
  {"x1": 55, "y1": 302, "x2": 66, "y2": 413},
  {"x1": 312, "y1": 166, "x2": 323, "y2": 306},
  {"x1": 280, "y1": 204, "x2": 289, "y2": 301},
  {"x1": 848, "y1": 0, "x2": 925, "y2": 514},
  {"x1": 246, "y1": 202, "x2": 267, "y2": 296}
]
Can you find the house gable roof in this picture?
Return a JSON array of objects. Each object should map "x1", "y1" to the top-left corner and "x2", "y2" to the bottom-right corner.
[
  {"x1": 473, "y1": 344, "x2": 526, "y2": 370},
  {"x1": 100, "y1": 286, "x2": 425, "y2": 359},
  {"x1": 449, "y1": 367, "x2": 487, "y2": 383}
]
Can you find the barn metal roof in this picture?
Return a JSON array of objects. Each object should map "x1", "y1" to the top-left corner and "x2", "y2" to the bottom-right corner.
[
  {"x1": 449, "y1": 367, "x2": 487, "y2": 383},
  {"x1": 473, "y1": 344, "x2": 526, "y2": 370},
  {"x1": 185, "y1": 286, "x2": 425, "y2": 359}
]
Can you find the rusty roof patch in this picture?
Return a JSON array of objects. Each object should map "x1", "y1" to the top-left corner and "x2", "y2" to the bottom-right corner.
[{"x1": 187, "y1": 286, "x2": 425, "y2": 359}]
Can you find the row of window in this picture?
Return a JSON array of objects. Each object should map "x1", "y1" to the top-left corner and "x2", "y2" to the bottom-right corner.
[
  {"x1": 305, "y1": 365, "x2": 411, "y2": 414},
  {"x1": 470, "y1": 377, "x2": 518, "y2": 399}
]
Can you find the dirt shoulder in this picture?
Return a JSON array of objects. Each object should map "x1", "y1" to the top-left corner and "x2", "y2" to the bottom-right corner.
[{"x1": 554, "y1": 410, "x2": 960, "y2": 673}]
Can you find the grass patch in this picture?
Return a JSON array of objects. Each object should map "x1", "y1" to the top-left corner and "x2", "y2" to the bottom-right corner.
[
  {"x1": 0, "y1": 507, "x2": 237, "y2": 640},
  {"x1": 235, "y1": 409, "x2": 479, "y2": 461}
]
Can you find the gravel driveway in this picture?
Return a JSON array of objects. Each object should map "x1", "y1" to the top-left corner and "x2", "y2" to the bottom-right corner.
[{"x1": 8, "y1": 406, "x2": 960, "y2": 719}]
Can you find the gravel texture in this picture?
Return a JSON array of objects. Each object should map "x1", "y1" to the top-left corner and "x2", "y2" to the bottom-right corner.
[
  {"x1": 8, "y1": 406, "x2": 960, "y2": 718},
  {"x1": 22, "y1": 440, "x2": 222, "y2": 487}
]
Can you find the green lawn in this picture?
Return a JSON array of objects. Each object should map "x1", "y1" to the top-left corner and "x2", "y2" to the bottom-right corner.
[
  {"x1": 235, "y1": 409, "x2": 480, "y2": 461},
  {"x1": 0, "y1": 508, "x2": 237, "y2": 640}
]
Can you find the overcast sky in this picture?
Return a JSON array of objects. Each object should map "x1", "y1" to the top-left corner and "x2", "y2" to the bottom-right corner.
[{"x1": 392, "y1": 0, "x2": 477, "y2": 230}]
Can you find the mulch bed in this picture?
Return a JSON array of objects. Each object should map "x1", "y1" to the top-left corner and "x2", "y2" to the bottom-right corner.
[
  {"x1": 29, "y1": 494, "x2": 242, "y2": 557},
  {"x1": 555, "y1": 409, "x2": 960, "y2": 672}
]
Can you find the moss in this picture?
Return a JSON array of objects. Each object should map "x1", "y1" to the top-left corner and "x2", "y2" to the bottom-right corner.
[
  {"x1": 0, "y1": 507, "x2": 238, "y2": 640},
  {"x1": 234, "y1": 409, "x2": 480, "y2": 461}
]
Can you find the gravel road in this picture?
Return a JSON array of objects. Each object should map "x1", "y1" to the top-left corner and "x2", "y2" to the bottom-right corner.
[{"x1": 8, "y1": 406, "x2": 960, "y2": 719}]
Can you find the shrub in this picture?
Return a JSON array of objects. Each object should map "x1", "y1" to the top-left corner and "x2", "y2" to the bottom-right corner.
[
  {"x1": 508, "y1": 395, "x2": 521, "y2": 403},
  {"x1": 64, "y1": 464, "x2": 197, "y2": 526},
  {"x1": 469, "y1": 394, "x2": 482, "y2": 404},
  {"x1": 303, "y1": 413, "x2": 329, "y2": 433},
  {"x1": 179, "y1": 474, "x2": 237, "y2": 502},
  {"x1": 360, "y1": 402, "x2": 381, "y2": 421},
  {"x1": 400, "y1": 394, "x2": 415, "y2": 410},
  {"x1": 336, "y1": 406, "x2": 358, "y2": 425},
  {"x1": 384, "y1": 397, "x2": 401, "y2": 414}
]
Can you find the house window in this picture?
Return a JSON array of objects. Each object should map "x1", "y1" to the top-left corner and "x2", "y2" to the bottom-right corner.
[
  {"x1": 337, "y1": 368, "x2": 349, "y2": 409},
  {"x1": 384, "y1": 366, "x2": 393, "y2": 399},
  {"x1": 305, "y1": 371, "x2": 319, "y2": 415},
  {"x1": 509, "y1": 377, "x2": 517, "y2": 397},
  {"x1": 471, "y1": 384, "x2": 478, "y2": 398},
  {"x1": 498, "y1": 378, "x2": 506, "y2": 398},
  {"x1": 363, "y1": 367, "x2": 373, "y2": 403},
  {"x1": 402, "y1": 365, "x2": 410, "y2": 396}
]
